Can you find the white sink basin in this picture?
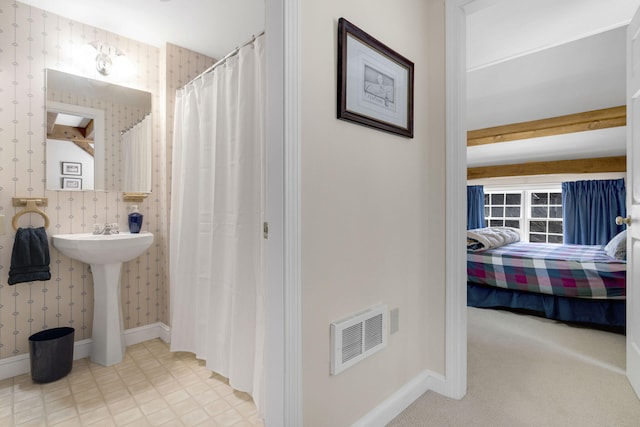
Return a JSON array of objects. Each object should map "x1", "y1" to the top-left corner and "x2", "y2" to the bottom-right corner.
[
  {"x1": 52, "y1": 232, "x2": 154, "y2": 366},
  {"x1": 52, "y1": 232, "x2": 153, "y2": 265}
]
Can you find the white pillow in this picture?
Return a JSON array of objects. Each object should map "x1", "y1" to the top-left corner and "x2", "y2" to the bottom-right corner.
[{"x1": 604, "y1": 230, "x2": 627, "y2": 260}]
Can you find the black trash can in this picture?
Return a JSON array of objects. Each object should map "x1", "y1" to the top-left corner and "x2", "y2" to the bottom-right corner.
[{"x1": 28, "y1": 327, "x2": 74, "y2": 383}]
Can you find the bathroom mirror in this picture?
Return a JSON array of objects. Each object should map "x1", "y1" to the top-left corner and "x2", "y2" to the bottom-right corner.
[{"x1": 45, "y1": 69, "x2": 152, "y2": 192}]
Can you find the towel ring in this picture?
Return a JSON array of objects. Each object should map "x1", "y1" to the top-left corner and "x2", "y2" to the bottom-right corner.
[{"x1": 12, "y1": 199, "x2": 50, "y2": 231}]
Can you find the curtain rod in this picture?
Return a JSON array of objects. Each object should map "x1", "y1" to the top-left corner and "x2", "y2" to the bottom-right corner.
[
  {"x1": 120, "y1": 113, "x2": 151, "y2": 135},
  {"x1": 185, "y1": 31, "x2": 265, "y2": 87}
]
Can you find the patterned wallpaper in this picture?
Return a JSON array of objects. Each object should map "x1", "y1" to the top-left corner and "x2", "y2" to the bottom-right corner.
[{"x1": 0, "y1": 0, "x2": 214, "y2": 360}]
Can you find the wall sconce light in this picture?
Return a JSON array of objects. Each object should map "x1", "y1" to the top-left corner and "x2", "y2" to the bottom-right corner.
[{"x1": 86, "y1": 41, "x2": 133, "y2": 77}]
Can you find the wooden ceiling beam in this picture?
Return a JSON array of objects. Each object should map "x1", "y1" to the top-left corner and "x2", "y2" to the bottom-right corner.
[
  {"x1": 467, "y1": 156, "x2": 626, "y2": 180},
  {"x1": 47, "y1": 124, "x2": 93, "y2": 144},
  {"x1": 47, "y1": 124, "x2": 95, "y2": 157},
  {"x1": 71, "y1": 140, "x2": 95, "y2": 157},
  {"x1": 47, "y1": 112, "x2": 58, "y2": 134},
  {"x1": 85, "y1": 119, "x2": 94, "y2": 139},
  {"x1": 467, "y1": 106, "x2": 626, "y2": 147}
]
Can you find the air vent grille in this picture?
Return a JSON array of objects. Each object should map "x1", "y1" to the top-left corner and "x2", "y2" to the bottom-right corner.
[
  {"x1": 342, "y1": 323, "x2": 363, "y2": 363},
  {"x1": 364, "y1": 313, "x2": 383, "y2": 351},
  {"x1": 330, "y1": 304, "x2": 387, "y2": 375}
]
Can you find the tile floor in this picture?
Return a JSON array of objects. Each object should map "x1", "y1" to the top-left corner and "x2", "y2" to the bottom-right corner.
[{"x1": 0, "y1": 339, "x2": 264, "y2": 426}]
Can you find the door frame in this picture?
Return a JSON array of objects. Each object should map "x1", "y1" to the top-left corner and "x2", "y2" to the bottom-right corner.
[
  {"x1": 265, "y1": 0, "x2": 302, "y2": 425},
  {"x1": 443, "y1": 0, "x2": 470, "y2": 399},
  {"x1": 265, "y1": 0, "x2": 285, "y2": 424}
]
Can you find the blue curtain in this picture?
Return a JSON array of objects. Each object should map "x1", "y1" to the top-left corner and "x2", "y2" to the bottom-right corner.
[
  {"x1": 467, "y1": 185, "x2": 485, "y2": 230},
  {"x1": 562, "y1": 179, "x2": 626, "y2": 245}
]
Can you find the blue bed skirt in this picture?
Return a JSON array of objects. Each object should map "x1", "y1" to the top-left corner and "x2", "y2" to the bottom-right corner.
[{"x1": 467, "y1": 282, "x2": 626, "y2": 333}]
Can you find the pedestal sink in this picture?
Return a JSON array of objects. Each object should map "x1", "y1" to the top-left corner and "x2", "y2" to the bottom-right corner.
[{"x1": 52, "y1": 232, "x2": 154, "y2": 366}]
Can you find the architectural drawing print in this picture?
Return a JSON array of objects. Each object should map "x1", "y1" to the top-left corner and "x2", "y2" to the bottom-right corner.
[{"x1": 363, "y1": 65, "x2": 395, "y2": 110}]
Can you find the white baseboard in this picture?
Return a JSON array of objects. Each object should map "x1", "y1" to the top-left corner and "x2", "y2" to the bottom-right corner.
[
  {"x1": 351, "y1": 370, "x2": 446, "y2": 427},
  {"x1": 0, "y1": 354, "x2": 30, "y2": 382},
  {"x1": 73, "y1": 339, "x2": 93, "y2": 360},
  {"x1": 0, "y1": 322, "x2": 171, "y2": 381},
  {"x1": 425, "y1": 371, "x2": 448, "y2": 397},
  {"x1": 124, "y1": 322, "x2": 171, "y2": 346}
]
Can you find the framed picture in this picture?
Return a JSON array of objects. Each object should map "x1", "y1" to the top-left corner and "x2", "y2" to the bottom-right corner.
[
  {"x1": 61, "y1": 177, "x2": 82, "y2": 190},
  {"x1": 61, "y1": 161, "x2": 82, "y2": 176},
  {"x1": 337, "y1": 18, "x2": 414, "y2": 138}
]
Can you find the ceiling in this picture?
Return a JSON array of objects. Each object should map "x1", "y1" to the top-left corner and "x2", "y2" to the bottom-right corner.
[
  {"x1": 466, "y1": 0, "x2": 640, "y2": 169},
  {"x1": 19, "y1": 0, "x2": 636, "y2": 68},
  {"x1": 15, "y1": 0, "x2": 640, "y2": 170},
  {"x1": 468, "y1": 27, "x2": 626, "y2": 130},
  {"x1": 17, "y1": 0, "x2": 265, "y2": 60},
  {"x1": 467, "y1": 0, "x2": 640, "y2": 71}
]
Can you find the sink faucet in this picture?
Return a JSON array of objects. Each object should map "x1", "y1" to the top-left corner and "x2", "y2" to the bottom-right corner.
[{"x1": 93, "y1": 223, "x2": 119, "y2": 235}]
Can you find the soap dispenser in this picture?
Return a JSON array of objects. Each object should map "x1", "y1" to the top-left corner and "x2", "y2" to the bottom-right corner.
[{"x1": 128, "y1": 205, "x2": 143, "y2": 233}]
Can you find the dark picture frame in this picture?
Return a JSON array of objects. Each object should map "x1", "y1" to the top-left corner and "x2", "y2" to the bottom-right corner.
[
  {"x1": 337, "y1": 18, "x2": 414, "y2": 138},
  {"x1": 61, "y1": 177, "x2": 82, "y2": 190},
  {"x1": 61, "y1": 161, "x2": 82, "y2": 176}
]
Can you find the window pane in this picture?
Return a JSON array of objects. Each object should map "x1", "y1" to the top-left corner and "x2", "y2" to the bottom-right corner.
[
  {"x1": 505, "y1": 207, "x2": 520, "y2": 217},
  {"x1": 506, "y1": 193, "x2": 521, "y2": 205},
  {"x1": 548, "y1": 235, "x2": 563, "y2": 244},
  {"x1": 531, "y1": 193, "x2": 548, "y2": 205},
  {"x1": 550, "y1": 192, "x2": 562, "y2": 205},
  {"x1": 548, "y1": 221, "x2": 563, "y2": 234},
  {"x1": 530, "y1": 221, "x2": 547, "y2": 233},
  {"x1": 549, "y1": 206, "x2": 563, "y2": 218},
  {"x1": 531, "y1": 206, "x2": 548, "y2": 218},
  {"x1": 485, "y1": 188, "x2": 563, "y2": 244},
  {"x1": 529, "y1": 233, "x2": 546, "y2": 243}
]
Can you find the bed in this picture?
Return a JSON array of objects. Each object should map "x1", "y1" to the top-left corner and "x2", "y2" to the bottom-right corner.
[{"x1": 467, "y1": 227, "x2": 627, "y2": 332}]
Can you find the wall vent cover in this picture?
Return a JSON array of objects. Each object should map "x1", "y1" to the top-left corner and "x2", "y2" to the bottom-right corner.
[{"x1": 330, "y1": 304, "x2": 387, "y2": 375}]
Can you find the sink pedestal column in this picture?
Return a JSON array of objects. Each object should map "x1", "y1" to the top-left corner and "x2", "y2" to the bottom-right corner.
[
  {"x1": 90, "y1": 262, "x2": 126, "y2": 366},
  {"x1": 50, "y1": 232, "x2": 153, "y2": 367}
]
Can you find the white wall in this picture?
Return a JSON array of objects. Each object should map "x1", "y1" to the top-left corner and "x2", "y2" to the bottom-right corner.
[{"x1": 300, "y1": 0, "x2": 446, "y2": 425}]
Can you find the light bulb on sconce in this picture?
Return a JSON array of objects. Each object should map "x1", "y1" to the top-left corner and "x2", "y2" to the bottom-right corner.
[
  {"x1": 88, "y1": 41, "x2": 121, "y2": 75},
  {"x1": 85, "y1": 41, "x2": 134, "y2": 78}
]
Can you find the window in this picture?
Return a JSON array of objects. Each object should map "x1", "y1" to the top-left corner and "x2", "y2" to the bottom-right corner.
[
  {"x1": 484, "y1": 187, "x2": 563, "y2": 244},
  {"x1": 529, "y1": 191, "x2": 563, "y2": 243},
  {"x1": 484, "y1": 192, "x2": 522, "y2": 229}
]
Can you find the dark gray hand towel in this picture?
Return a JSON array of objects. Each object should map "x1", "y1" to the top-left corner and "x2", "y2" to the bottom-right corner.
[{"x1": 8, "y1": 227, "x2": 51, "y2": 285}]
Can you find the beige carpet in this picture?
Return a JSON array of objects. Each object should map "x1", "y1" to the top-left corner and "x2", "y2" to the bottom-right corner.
[{"x1": 388, "y1": 307, "x2": 640, "y2": 427}]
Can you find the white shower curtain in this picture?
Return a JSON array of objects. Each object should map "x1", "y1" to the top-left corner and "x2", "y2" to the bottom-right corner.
[
  {"x1": 122, "y1": 115, "x2": 152, "y2": 192},
  {"x1": 169, "y1": 35, "x2": 265, "y2": 414}
]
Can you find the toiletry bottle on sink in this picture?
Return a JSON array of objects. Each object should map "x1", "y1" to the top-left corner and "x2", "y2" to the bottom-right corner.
[{"x1": 128, "y1": 205, "x2": 143, "y2": 233}]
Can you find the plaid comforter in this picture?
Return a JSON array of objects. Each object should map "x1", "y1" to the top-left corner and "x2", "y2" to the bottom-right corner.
[{"x1": 467, "y1": 242, "x2": 626, "y2": 299}]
